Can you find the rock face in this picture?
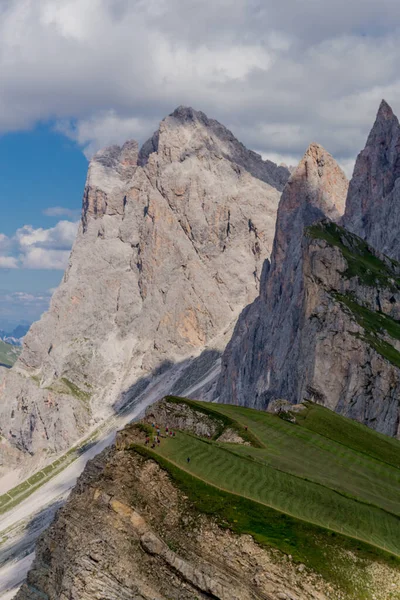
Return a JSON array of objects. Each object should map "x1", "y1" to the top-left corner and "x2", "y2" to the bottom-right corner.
[
  {"x1": 217, "y1": 127, "x2": 400, "y2": 437},
  {"x1": 344, "y1": 100, "x2": 400, "y2": 259},
  {"x1": 217, "y1": 144, "x2": 348, "y2": 408},
  {"x1": 13, "y1": 429, "x2": 331, "y2": 600},
  {"x1": 0, "y1": 107, "x2": 288, "y2": 471}
]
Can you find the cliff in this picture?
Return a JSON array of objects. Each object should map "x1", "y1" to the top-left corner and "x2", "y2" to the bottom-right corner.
[
  {"x1": 0, "y1": 107, "x2": 288, "y2": 476},
  {"x1": 344, "y1": 99, "x2": 400, "y2": 260},
  {"x1": 217, "y1": 103, "x2": 400, "y2": 437}
]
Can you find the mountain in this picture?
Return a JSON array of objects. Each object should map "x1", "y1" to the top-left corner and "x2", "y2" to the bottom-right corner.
[
  {"x1": 344, "y1": 100, "x2": 400, "y2": 259},
  {"x1": 16, "y1": 397, "x2": 400, "y2": 600},
  {"x1": 0, "y1": 106, "x2": 289, "y2": 478},
  {"x1": 0, "y1": 324, "x2": 30, "y2": 347},
  {"x1": 0, "y1": 339, "x2": 21, "y2": 368},
  {"x1": 217, "y1": 102, "x2": 400, "y2": 437}
]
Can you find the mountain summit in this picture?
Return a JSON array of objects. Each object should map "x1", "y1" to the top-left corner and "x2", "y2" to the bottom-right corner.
[
  {"x1": 217, "y1": 143, "x2": 348, "y2": 409},
  {"x1": 344, "y1": 99, "x2": 400, "y2": 259},
  {"x1": 0, "y1": 107, "x2": 289, "y2": 479},
  {"x1": 218, "y1": 101, "x2": 400, "y2": 437}
]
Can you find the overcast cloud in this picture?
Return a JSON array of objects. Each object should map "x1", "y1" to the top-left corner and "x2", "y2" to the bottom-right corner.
[{"x1": 1, "y1": 0, "x2": 400, "y2": 176}]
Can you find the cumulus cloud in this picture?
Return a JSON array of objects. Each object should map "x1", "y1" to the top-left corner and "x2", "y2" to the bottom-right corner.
[
  {"x1": 56, "y1": 111, "x2": 158, "y2": 158},
  {"x1": 0, "y1": 256, "x2": 19, "y2": 269},
  {"x1": 1, "y1": 0, "x2": 400, "y2": 167},
  {"x1": 0, "y1": 220, "x2": 79, "y2": 270},
  {"x1": 43, "y1": 206, "x2": 81, "y2": 219}
]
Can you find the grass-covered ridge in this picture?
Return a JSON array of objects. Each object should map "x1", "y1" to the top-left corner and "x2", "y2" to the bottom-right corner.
[
  {"x1": 132, "y1": 398, "x2": 400, "y2": 598},
  {"x1": 306, "y1": 220, "x2": 400, "y2": 289}
]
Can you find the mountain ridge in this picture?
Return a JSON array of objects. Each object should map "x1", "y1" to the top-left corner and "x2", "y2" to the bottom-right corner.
[
  {"x1": 0, "y1": 106, "x2": 289, "y2": 479},
  {"x1": 217, "y1": 100, "x2": 400, "y2": 438}
]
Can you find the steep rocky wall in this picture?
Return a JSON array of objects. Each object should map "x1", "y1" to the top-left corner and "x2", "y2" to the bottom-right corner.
[
  {"x1": 0, "y1": 107, "x2": 288, "y2": 473},
  {"x1": 344, "y1": 100, "x2": 400, "y2": 261},
  {"x1": 218, "y1": 218, "x2": 400, "y2": 437},
  {"x1": 217, "y1": 101, "x2": 400, "y2": 437},
  {"x1": 217, "y1": 143, "x2": 348, "y2": 409}
]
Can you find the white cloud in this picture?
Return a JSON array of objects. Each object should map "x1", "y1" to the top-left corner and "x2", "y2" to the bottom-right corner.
[
  {"x1": 15, "y1": 221, "x2": 78, "y2": 251},
  {"x1": 21, "y1": 248, "x2": 72, "y2": 270},
  {"x1": 1, "y1": 0, "x2": 400, "y2": 167},
  {"x1": 0, "y1": 290, "x2": 53, "y2": 323},
  {"x1": 56, "y1": 111, "x2": 158, "y2": 158},
  {"x1": 0, "y1": 256, "x2": 19, "y2": 269},
  {"x1": 0, "y1": 220, "x2": 79, "y2": 270},
  {"x1": 43, "y1": 206, "x2": 81, "y2": 219}
]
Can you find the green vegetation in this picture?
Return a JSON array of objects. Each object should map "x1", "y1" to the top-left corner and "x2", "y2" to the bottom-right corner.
[
  {"x1": 0, "y1": 425, "x2": 101, "y2": 514},
  {"x1": 134, "y1": 398, "x2": 400, "y2": 597},
  {"x1": 307, "y1": 221, "x2": 400, "y2": 290},
  {"x1": 0, "y1": 340, "x2": 21, "y2": 368},
  {"x1": 333, "y1": 292, "x2": 400, "y2": 368},
  {"x1": 60, "y1": 378, "x2": 91, "y2": 404},
  {"x1": 296, "y1": 401, "x2": 400, "y2": 470}
]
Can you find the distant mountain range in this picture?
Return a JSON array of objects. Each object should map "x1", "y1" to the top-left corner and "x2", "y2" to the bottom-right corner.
[{"x1": 0, "y1": 323, "x2": 30, "y2": 346}]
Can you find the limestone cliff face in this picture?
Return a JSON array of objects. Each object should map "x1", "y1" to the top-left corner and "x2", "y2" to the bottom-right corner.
[
  {"x1": 217, "y1": 145, "x2": 348, "y2": 410},
  {"x1": 0, "y1": 107, "x2": 288, "y2": 469},
  {"x1": 217, "y1": 102, "x2": 400, "y2": 437},
  {"x1": 344, "y1": 100, "x2": 400, "y2": 260},
  {"x1": 218, "y1": 222, "x2": 400, "y2": 437}
]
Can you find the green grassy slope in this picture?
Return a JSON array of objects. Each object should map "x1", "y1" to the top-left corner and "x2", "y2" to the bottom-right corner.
[
  {"x1": 132, "y1": 398, "x2": 400, "y2": 598},
  {"x1": 0, "y1": 340, "x2": 21, "y2": 368},
  {"x1": 306, "y1": 221, "x2": 400, "y2": 369}
]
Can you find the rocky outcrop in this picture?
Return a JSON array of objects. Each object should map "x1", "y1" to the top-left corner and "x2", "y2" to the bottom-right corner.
[
  {"x1": 217, "y1": 102, "x2": 400, "y2": 437},
  {"x1": 13, "y1": 431, "x2": 333, "y2": 600},
  {"x1": 217, "y1": 144, "x2": 348, "y2": 408},
  {"x1": 0, "y1": 107, "x2": 288, "y2": 475},
  {"x1": 218, "y1": 223, "x2": 400, "y2": 437},
  {"x1": 344, "y1": 100, "x2": 400, "y2": 260}
]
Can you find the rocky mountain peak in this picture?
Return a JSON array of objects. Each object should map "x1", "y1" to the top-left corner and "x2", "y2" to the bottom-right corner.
[
  {"x1": 271, "y1": 143, "x2": 348, "y2": 272},
  {"x1": 140, "y1": 106, "x2": 290, "y2": 191},
  {"x1": 344, "y1": 100, "x2": 400, "y2": 259},
  {"x1": 372, "y1": 98, "x2": 397, "y2": 123},
  {"x1": 0, "y1": 106, "x2": 287, "y2": 472},
  {"x1": 82, "y1": 140, "x2": 139, "y2": 229},
  {"x1": 89, "y1": 139, "x2": 139, "y2": 183}
]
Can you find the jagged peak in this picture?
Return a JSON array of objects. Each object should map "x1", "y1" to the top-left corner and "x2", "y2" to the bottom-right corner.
[
  {"x1": 84, "y1": 139, "x2": 139, "y2": 202},
  {"x1": 91, "y1": 139, "x2": 138, "y2": 168},
  {"x1": 169, "y1": 105, "x2": 209, "y2": 124},
  {"x1": 366, "y1": 100, "x2": 400, "y2": 146},
  {"x1": 269, "y1": 142, "x2": 348, "y2": 270},
  {"x1": 139, "y1": 106, "x2": 290, "y2": 191},
  {"x1": 285, "y1": 143, "x2": 348, "y2": 217},
  {"x1": 376, "y1": 99, "x2": 395, "y2": 121}
]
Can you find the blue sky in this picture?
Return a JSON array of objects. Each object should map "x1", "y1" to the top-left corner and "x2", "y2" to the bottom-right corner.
[
  {"x1": 2, "y1": 0, "x2": 400, "y2": 327},
  {"x1": 0, "y1": 126, "x2": 87, "y2": 326}
]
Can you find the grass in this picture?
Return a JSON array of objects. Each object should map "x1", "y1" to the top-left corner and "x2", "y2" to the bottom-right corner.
[
  {"x1": 131, "y1": 398, "x2": 400, "y2": 598},
  {"x1": 306, "y1": 221, "x2": 400, "y2": 290},
  {"x1": 333, "y1": 292, "x2": 400, "y2": 368},
  {"x1": 0, "y1": 340, "x2": 21, "y2": 368},
  {"x1": 135, "y1": 444, "x2": 399, "y2": 599},
  {"x1": 0, "y1": 424, "x2": 102, "y2": 514},
  {"x1": 60, "y1": 378, "x2": 91, "y2": 404},
  {"x1": 165, "y1": 395, "x2": 263, "y2": 446}
]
